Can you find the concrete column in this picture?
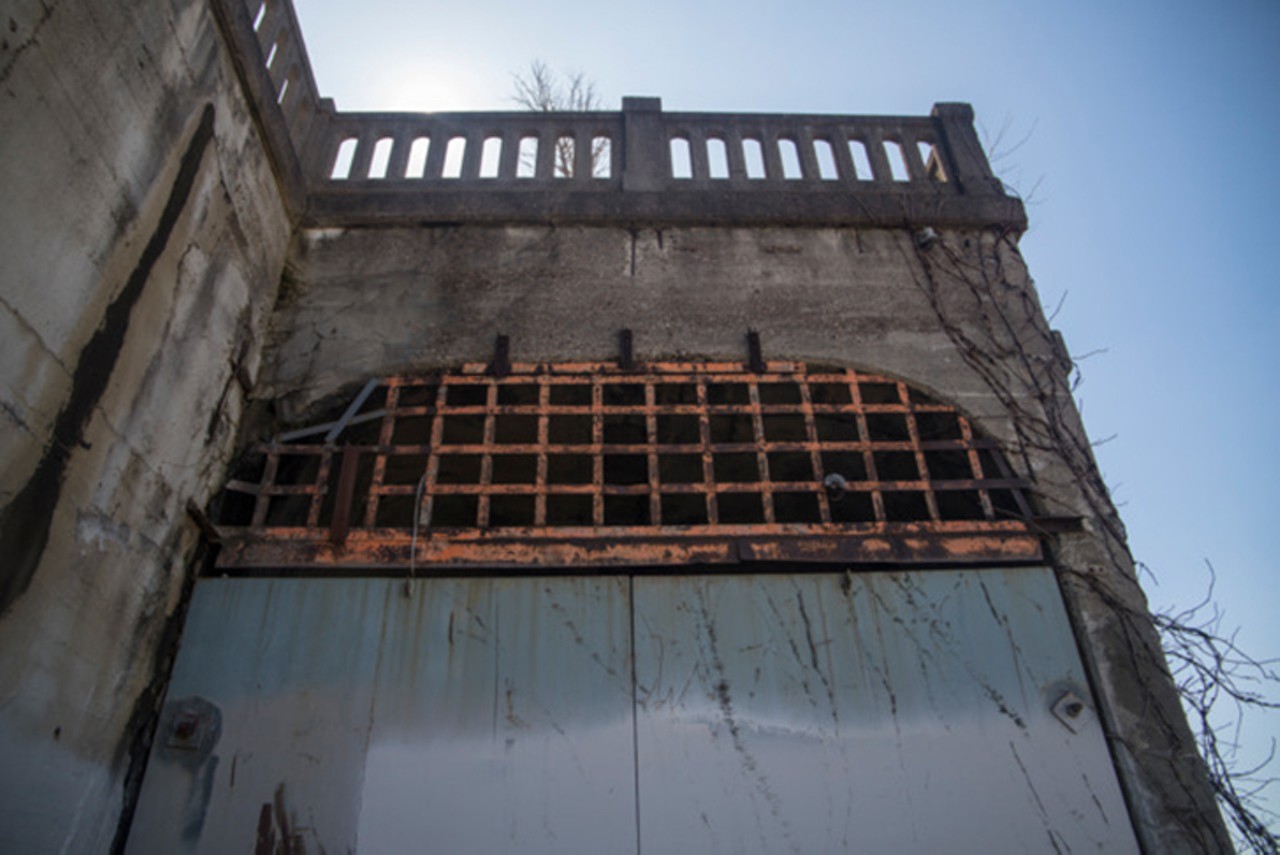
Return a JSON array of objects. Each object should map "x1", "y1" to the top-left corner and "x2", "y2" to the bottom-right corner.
[
  {"x1": 300, "y1": 98, "x2": 337, "y2": 183},
  {"x1": 931, "y1": 103, "x2": 1004, "y2": 195},
  {"x1": 622, "y1": 97, "x2": 665, "y2": 191}
]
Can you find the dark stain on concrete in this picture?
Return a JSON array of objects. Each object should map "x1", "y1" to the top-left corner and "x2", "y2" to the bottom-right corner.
[{"x1": 0, "y1": 103, "x2": 215, "y2": 614}]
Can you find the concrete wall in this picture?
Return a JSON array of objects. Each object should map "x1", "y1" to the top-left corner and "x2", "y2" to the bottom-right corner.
[
  {"x1": 0, "y1": 0, "x2": 291, "y2": 850},
  {"x1": 258, "y1": 222, "x2": 1227, "y2": 851},
  {"x1": 263, "y1": 226, "x2": 1022, "y2": 427}
]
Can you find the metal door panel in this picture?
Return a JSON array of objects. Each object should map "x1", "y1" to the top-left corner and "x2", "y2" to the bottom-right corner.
[
  {"x1": 126, "y1": 577, "x2": 636, "y2": 854},
  {"x1": 126, "y1": 578, "x2": 389, "y2": 854},
  {"x1": 355, "y1": 576, "x2": 636, "y2": 855},
  {"x1": 631, "y1": 568, "x2": 1139, "y2": 853},
  {"x1": 127, "y1": 568, "x2": 1138, "y2": 853}
]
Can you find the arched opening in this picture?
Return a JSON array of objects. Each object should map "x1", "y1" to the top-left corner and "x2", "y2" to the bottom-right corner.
[{"x1": 213, "y1": 361, "x2": 1038, "y2": 571}]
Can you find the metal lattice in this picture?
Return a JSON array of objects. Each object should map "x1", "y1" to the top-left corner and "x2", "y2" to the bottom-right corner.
[{"x1": 214, "y1": 362, "x2": 1043, "y2": 570}]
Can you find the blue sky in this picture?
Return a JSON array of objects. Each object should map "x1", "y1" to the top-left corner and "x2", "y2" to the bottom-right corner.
[{"x1": 292, "y1": 0, "x2": 1279, "y2": 824}]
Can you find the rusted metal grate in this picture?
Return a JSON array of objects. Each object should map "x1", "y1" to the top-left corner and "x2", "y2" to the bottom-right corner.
[{"x1": 214, "y1": 362, "x2": 1041, "y2": 569}]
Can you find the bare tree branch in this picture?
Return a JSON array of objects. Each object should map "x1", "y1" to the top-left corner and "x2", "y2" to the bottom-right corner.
[
  {"x1": 903, "y1": 226, "x2": 1278, "y2": 852},
  {"x1": 510, "y1": 61, "x2": 609, "y2": 178},
  {"x1": 1155, "y1": 563, "x2": 1280, "y2": 853},
  {"x1": 980, "y1": 115, "x2": 1044, "y2": 206}
]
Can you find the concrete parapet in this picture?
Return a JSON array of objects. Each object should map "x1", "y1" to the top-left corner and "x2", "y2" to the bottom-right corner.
[{"x1": 210, "y1": 0, "x2": 1026, "y2": 230}]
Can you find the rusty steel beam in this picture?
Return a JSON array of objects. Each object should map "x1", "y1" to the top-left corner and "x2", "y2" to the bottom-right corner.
[{"x1": 215, "y1": 528, "x2": 1041, "y2": 570}]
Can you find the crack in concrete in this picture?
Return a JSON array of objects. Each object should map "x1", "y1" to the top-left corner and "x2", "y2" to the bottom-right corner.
[
  {"x1": 1, "y1": 399, "x2": 35, "y2": 437},
  {"x1": 0, "y1": 2, "x2": 57, "y2": 88},
  {"x1": 0, "y1": 291, "x2": 74, "y2": 379}
]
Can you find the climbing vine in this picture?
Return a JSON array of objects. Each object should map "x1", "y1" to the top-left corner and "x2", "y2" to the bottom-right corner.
[{"x1": 902, "y1": 226, "x2": 1277, "y2": 853}]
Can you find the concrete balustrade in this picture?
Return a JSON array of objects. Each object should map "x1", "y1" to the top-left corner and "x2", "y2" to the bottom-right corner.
[
  {"x1": 214, "y1": 0, "x2": 1023, "y2": 227},
  {"x1": 315, "y1": 109, "x2": 953, "y2": 187}
]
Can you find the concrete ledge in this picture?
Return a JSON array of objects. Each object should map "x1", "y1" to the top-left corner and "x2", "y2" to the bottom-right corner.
[{"x1": 304, "y1": 188, "x2": 1027, "y2": 229}]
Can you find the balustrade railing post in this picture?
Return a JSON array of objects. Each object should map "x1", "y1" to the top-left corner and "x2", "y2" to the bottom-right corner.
[
  {"x1": 298, "y1": 98, "x2": 336, "y2": 186},
  {"x1": 931, "y1": 103, "x2": 1004, "y2": 196},
  {"x1": 622, "y1": 97, "x2": 666, "y2": 191}
]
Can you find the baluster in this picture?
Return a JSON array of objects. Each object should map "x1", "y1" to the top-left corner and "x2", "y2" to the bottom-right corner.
[
  {"x1": 423, "y1": 124, "x2": 447, "y2": 179},
  {"x1": 246, "y1": 0, "x2": 266, "y2": 29},
  {"x1": 461, "y1": 129, "x2": 483, "y2": 180},
  {"x1": 688, "y1": 128, "x2": 709, "y2": 181},
  {"x1": 347, "y1": 130, "x2": 375, "y2": 180},
  {"x1": 498, "y1": 129, "x2": 520, "y2": 179},
  {"x1": 762, "y1": 131, "x2": 784, "y2": 181},
  {"x1": 725, "y1": 129, "x2": 747, "y2": 181},
  {"x1": 833, "y1": 129, "x2": 858, "y2": 181},
  {"x1": 385, "y1": 130, "x2": 411, "y2": 180},
  {"x1": 277, "y1": 66, "x2": 298, "y2": 111},
  {"x1": 267, "y1": 37, "x2": 294, "y2": 92},
  {"x1": 863, "y1": 129, "x2": 893, "y2": 183},
  {"x1": 797, "y1": 127, "x2": 821, "y2": 182},
  {"x1": 900, "y1": 131, "x2": 928, "y2": 182},
  {"x1": 255, "y1": 2, "x2": 288, "y2": 56}
]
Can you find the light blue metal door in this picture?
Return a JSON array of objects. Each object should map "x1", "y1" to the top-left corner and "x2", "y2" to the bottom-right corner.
[
  {"x1": 633, "y1": 570, "x2": 1138, "y2": 853},
  {"x1": 127, "y1": 577, "x2": 636, "y2": 854},
  {"x1": 126, "y1": 568, "x2": 1139, "y2": 853}
]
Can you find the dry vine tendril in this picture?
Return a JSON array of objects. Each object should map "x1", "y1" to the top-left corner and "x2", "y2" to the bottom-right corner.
[{"x1": 904, "y1": 226, "x2": 1278, "y2": 852}]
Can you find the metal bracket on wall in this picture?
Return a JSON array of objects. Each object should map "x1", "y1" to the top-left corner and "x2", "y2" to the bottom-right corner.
[
  {"x1": 487, "y1": 335, "x2": 512, "y2": 378},
  {"x1": 747, "y1": 330, "x2": 766, "y2": 373},
  {"x1": 618, "y1": 329, "x2": 636, "y2": 371}
]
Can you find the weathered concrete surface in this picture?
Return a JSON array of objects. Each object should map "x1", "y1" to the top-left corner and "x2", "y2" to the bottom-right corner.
[
  {"x1": 0, "y1": 0, "x2": 291, "y2": 850},
  {"x1": 262, "y1": 225, "x2": 1021, "y2": 430},
  {"x1": 255, "y1": 222, "x2": 1228, "y2": 852}
]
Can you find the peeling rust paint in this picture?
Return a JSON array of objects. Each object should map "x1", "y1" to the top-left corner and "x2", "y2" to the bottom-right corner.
[{"x1": 216, "y1": 528, "x2": 1041, "y2": 571}]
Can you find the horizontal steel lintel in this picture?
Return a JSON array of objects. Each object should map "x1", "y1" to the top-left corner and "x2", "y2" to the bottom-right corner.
[{"x1": 214, "y1": 529, "x2": 1042, "y2": 571}]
